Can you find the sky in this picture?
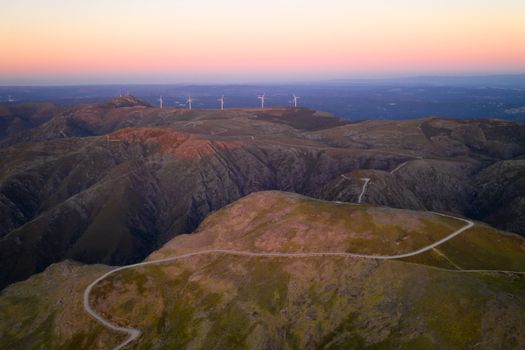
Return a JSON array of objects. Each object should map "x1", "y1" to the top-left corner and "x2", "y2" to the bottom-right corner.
[{"x1": 1, "y1": 0, "x2": 524, "y2": 85}]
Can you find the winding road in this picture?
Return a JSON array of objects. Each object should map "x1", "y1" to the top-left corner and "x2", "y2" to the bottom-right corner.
[
  {"x1": 339, "y1": 175, "x2": 370, "y2": 204},
  {"x1": 341, "y1": 159, "x2": 411, "y2": 205},
  {"x1": 390, "y1": 160, "x2": 410, "y2": 174},
  {"x1": 357, "y1": 178, "x2": 371, "y2": 204},
  {"x1": 84, "y1": 211, "x2": 476, "y2": 350},
  {"x1": 357, "y1": 160, "x2": 410, "y2": 204}
]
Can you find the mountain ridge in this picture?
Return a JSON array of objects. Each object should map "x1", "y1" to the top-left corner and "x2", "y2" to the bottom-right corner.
[{"x1": 1, "y1": 100, "x2": 525, "y2": 290}]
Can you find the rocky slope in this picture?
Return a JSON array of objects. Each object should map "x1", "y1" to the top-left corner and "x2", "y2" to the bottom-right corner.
[
  {"x1": 1, "y1": 97, "x2": 525, "y2": 290},
  {"x1": 1, "y1": 192, "x2": 525, "y2": 349},
  {"x1": 0, "y1": 102, "x2": 61, "y2": 140},
  {"x1": 315, "y1": 118, "x2": 525, "y2": 226},
  {"x1": 470, "y1": 157, "x2": 525, "y2": 234}
]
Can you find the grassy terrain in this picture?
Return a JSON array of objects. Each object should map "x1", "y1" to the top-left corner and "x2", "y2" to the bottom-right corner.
[
  {"x1": 90, "y1": 255, "x2": 525, "y2": 349},
  {"x1": 0, "y1": 261, "x2": 123, "y2": 350},
  {"x1": 155, "y1": 192, "x2": 466, "y2": 258},
  {"x1": 2, "y1": 191, "x2": 525, "y2": 349},
  {"x1": 401, "y1": 223, "x2": 525, "y2": 272}
]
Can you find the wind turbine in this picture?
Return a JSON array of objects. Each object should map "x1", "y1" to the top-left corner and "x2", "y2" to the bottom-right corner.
[
  {"x1": 218, "y1": 95, "x2": 224, "y2": 110},
  {"x1": 292, "y1": 94, "x2": 300, "y2": 108},
  {"x1": 187, "y1": 96, "x2": 193, "y2": 110},
  {"x1": 158, "y1": 95, "x2": 163, "y2": 109},
  {"x1": 257, "y1": 94, "x2": 265, "y2": 109}
]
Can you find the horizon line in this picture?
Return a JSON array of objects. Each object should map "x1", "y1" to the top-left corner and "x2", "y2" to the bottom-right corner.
[{"x1": 1, "y1": 72, "x2": 525, "y2": 87}]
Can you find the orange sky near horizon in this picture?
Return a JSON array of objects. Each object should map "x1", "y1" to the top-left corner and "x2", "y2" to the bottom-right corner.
[{"x1": 1, "y1": 0, "x2": 524, "y2": 83}]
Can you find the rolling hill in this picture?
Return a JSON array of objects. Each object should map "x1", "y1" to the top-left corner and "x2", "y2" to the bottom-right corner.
[{"x1": 1, "y1": 191, "x2": 524, "y2": 349}]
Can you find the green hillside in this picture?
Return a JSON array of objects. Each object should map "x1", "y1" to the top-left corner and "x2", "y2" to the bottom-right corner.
[{"x1": 1, "y1": 191, "x2": 524, "y2": 349}]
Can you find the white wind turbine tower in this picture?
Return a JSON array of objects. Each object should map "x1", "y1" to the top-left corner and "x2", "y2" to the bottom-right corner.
[
  {"x1": 218, "y1": 95, "x2": 224, "y2": 110},
  {"x1": 158, "y1": 96, "x2": 163, "y2": 109},
  {"x1": 258, "y1": 94, "x2": 265, "y2": 109},
  {"x1": 292, "y1": 94, "x2": 300, "y2": 108},
  {"x1": 187, "y1": 96, "x2": 193, "y2": 110}
]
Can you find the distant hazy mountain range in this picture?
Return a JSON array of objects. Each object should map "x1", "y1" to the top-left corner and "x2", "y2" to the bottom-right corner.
[{"x1": 1, "y1": 74, "x2": 525, "y2": 120}]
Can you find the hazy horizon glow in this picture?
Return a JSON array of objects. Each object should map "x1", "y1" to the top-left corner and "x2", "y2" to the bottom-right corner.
[{"x1": 1, "y1": 0, "x2": 525, "y2": 84}]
